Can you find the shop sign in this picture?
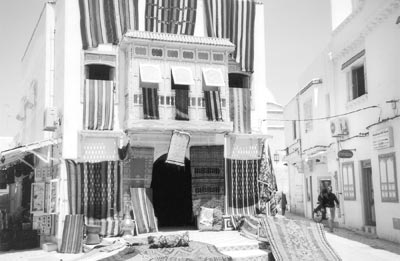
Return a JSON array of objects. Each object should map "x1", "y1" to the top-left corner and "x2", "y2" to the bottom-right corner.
[
  {"x1": 372, "y1": 127, "x2": 394, "y2": 150},
  {"x1": 338, "y1": 150, "x2": 353, "y2": 158}
]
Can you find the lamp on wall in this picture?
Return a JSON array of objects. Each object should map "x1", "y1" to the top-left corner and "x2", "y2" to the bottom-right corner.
[{"x1": 273, "y1": 153, "x2": 280, "y2": 163}]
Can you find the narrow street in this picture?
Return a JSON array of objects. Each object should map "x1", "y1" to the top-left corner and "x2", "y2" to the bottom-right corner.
[{"x1": 285, "y1": 212, "x2": 400, "y2": 261}]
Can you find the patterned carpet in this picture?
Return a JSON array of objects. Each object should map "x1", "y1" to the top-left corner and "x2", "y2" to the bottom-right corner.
[{"x1": 260, "y1": 216, "x2": 341, "y2": 261}]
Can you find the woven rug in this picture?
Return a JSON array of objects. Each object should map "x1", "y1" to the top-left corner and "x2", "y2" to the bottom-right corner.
[
  {"x1": 190, "y1": 146, "x2": 225, "y2": 215},
  {"x1": 135, "y1": 241, "x2": 232, "y2": 261},
  {"x1": 226, "y1": 159, "x2": 260, "y2": 216},
  {"x1": 166, "y1": 131, "x2": 190, "y2": 166},
  {"x1": 130, "y1": 188, "x2": 158, "y2": 234},
  {"x1": 65, "y1": 160, "x2": 122, "y2": 237},
  {"x1": 60, "y1": 214, "x2": 84, "y2": 253},
  {"x1": 260, "y1": 216, "x2": 341, "y2": 261}
]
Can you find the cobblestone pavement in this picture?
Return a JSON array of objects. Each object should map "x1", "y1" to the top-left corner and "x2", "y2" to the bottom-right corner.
[{"x1": 285, "y1": 212, "x2": 400, "y2": 260}]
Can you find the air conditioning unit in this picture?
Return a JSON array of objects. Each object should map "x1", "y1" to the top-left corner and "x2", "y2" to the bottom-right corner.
[
  {"x1": 43, "y1": 107, "x2": 58, "y2": 131},
  {"x1": 330, "y1": 118, "x2": 349, "y2": 137}
]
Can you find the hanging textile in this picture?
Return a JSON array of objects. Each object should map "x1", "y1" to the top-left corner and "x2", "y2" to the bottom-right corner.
[
  {"x1": 60, "y1": 214, "x2": 84, "y2": 254},
  {"x1": 190, "y1": 146, "x2": 225, "y2": 215},
  {"x1": 79, "y1": 0, "x2": 139, "y2": 50},
  {"x1": 175, "y1": 88, "x2": 190, "y2": 121},
  {"x1": 258, "y1": 144, "x2": 278, "y2": 215},
  {"x1": 204, "y1": 0, "x2": 256, "y2": 72},
  {"x1": 204, "y1": 90, "x2": 223, "y2": 121},
  {"x1": 65, "y1": 160, "x2": 122, "y2": 237},
  {"x1": 145, "y1": 0, "x2": 197, "y2": 35},
  {"x1": 142, "y1": 87, "x2": 160, "y2": 119},
  {"x1": 229, "y1": 87, "x2": 251, "y2": 133},
  {"x1": 83, "y1": 79, "x2": 115, "y2": 131},
  {"x1": 226, "y1": 159, "x2": 260, "y2": 216},
  {"x1": 130, "y1": 188, "x2": 158, "y2": 234},
  {"x1": 166, "y1": 130, "x2": 191, "y2": 166}
]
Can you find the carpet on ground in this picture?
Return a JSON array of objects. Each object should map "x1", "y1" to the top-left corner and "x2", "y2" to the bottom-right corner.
[
  {"x1": 260, "y1": 216, "x2": 341, "y2": 261},
  {"x1": 130, "y1": 188, "x2": 158, "y2": 234}
]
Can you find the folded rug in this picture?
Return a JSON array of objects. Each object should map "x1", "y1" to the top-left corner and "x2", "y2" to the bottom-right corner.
[
  {"x1": 260, "y1": 216, "x2": 341, "y2": 261},
  {"x1": 130, "y1": 188, "x2": 158, "y2": 234},
  {"x1": 60, "y1": 214, "x2": 84, "y2": 254}
]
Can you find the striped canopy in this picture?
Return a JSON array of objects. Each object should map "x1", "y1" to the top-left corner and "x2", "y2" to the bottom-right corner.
[
  {"x1": 79, "y1": 0, "x2": 139, "y2": 49},
  {"x1": 204, "y1": 0, "x2": 256, "y2": 72}
]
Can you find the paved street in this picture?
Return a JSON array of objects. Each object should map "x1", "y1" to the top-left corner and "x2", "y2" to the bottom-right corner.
[{"x1": 285, "y1": 212, "x2": 400, "y2": 261}]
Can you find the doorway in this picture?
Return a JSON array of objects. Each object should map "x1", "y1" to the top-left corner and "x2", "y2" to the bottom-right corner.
[
  {"x1": 151, "y1": 154, "x2": 193, "y2": 227},
  {"x1": 361, "y1": 160, "x2": 376, "y2": 226}
]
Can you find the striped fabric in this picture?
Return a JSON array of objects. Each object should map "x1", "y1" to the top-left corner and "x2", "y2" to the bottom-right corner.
[
  {"x1": 145, "y1": 0, "x2": 197, "y2": 35},
  {"x1": 226, "y1": 159, "x2": 260, "y2": 216},
  {"x1": 204, "y1": 0, "x2": 256, "y2": 72},
  {"x1": 204, "y1": 90, "x2": 223, "y2": 121},
  {"x1": 60, "y1": 214, "x2": 84, "y2": 254},
  {"x1": 83, "y1": 79, "x2": 115, "y2": 130},
  {"x1": 79, "y1": 0, "x2": 139, "y2": 49},
  {"x1": 130, "y1": 188, "x2": 158, "y2": 234},
  {"x1": 229, "y1": 87, "x2": 251, "y2": 133},
  {"x1": 142, "y1": 87, "x2": 159, "y2": 119},
  {"x1": 175, "y1": 88, "x2": 189, "y2": 121},
  {"x1": 65, "y1": 160, "x2": 122, "y2": 237}
]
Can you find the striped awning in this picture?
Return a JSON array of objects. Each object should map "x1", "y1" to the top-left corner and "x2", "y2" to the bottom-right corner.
[
  {"x1": 139, "y1": 64, "x2": 162, "y2": 84},
  {"x1": 171, "y1": 66, "x2": 195, "y2": 86},
  {"x1": 202, "y1": 68, "x2": 225, "y2": 87}
]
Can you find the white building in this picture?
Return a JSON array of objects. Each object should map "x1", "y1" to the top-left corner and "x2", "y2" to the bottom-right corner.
[
  {"x1": 0, "y1": 0, "x2": 271, "y2": 249},
  {"x1": 284, "y1": 0, "x2": 400, "y2": 243}
]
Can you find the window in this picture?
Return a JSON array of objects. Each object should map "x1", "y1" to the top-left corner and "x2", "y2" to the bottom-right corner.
[
  {"x1": 303, "y1": 99, "x2": 313, "y2": 133},
  {"x1": 182, "y1": 51, "x2": 194, "y2": 60},
  {"x1": 292, "y1": 120, "x2": 297, "y2": 140},
  {"x1": 379, "y1": 153, "x2": 398, "y2": 202},
  {"x1": 139, "y1": 64, "x2": 162, "y2": 119},
  {"x1": 83, "y1": 64, "x2": 115, "y2": 130},
  {"x1": 348, "y1": 64, "x2": 366, "y2": 100},
  {"x1": 229, "y1": 73, "x2": 251, "y2": 133},
  {"x1": 342, "y1": 162, "x2": 356, "y2": 200}
]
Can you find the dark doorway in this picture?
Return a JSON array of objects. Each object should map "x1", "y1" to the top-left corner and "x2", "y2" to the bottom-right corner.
[
  {"x1": 362, "y1": 161, "x2": 376, "y2": 226},
  {"x1": 151, "y1": 154, "x2": 193, "y2": 227}
]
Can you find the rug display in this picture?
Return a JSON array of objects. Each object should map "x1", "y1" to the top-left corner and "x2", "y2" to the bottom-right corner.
[
  {"x1": 204, "y1": 90, "x2": 223, "y2": 121},
  {"x1": 134, "y1": 241, "x2": 231, "y2": 261},
  {"x1": 65, "y1": 160, "x2": 122, "y2": 237},
  {"x1": 226, "y1": 159, "x2": 260, "y2": 216},
  {"x1": 166, "y1": 131, "x2": 191, "y2": 166},
  {"x1": 122, "y1": 147, "x2": 154, "y2": 192},
  {"x1": 60, "y1": 214, "x2": 84, "y2": 254},
  {"x1": 83, "y1": 79, "x2": 115, "y2": 131},
  {"x1": 145, "y1": 0, "x2": 197, "y2": 35},
  {"x1": 130, "y1": 188, "x2": 158, "y2": 234},
  {"x1": 79, "y1": 0, "x2": 139, "y2": 49},
  {"x1": 258, "y1": 144, "x2": 278, "y2": 215},
  {"x1": 229, "y1": 88, "x2": 251, "y2": 133},
  {"x1": 142, "y1": 87, "x2": 160, "y2": 119},
  {"x1": 260, "y1": 216, "x2": 341, "y2": 261},
  {"x1": 204, "y1": 0, "x2": 256, "y2": 72},
  {"x1": 190, "y1": 146, "x2": 225, "y2": 215}
]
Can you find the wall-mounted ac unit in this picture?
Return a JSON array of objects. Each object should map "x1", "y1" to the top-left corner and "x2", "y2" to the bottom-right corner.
[
  {"x1": 43, "y1": 107, "x2": 58, "y2": 131},
  {"x1": 330, "y1": 118, "x2": 349, "y2": 137}
]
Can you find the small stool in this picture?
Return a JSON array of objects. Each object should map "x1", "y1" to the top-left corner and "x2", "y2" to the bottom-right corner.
[{"x1": 86, "y1": 225, "x2": 101, "y2": 245}]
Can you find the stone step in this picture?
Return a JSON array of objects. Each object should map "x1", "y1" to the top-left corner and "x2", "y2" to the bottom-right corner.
[{"x1": 221, "y1": 249, "x2": 272, "y2": 261}]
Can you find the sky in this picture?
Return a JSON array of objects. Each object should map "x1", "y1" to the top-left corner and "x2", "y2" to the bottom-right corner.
[
  {"x1": 0, "y1": 0, "x2": 334, "y2": 137},
  {"x1": 264, "y1": 0, "x2": 332, "y2": 106}
]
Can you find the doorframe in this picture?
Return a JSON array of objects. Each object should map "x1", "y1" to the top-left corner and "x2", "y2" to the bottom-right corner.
[{"x1": 360, "y1": 159, "x2": 375, "y2": 226}]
